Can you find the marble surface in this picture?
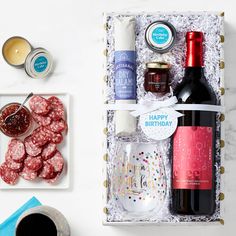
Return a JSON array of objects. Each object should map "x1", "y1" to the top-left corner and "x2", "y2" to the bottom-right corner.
[{"x1": 0, "y1": 0, "x2": 235, "y2": 236}]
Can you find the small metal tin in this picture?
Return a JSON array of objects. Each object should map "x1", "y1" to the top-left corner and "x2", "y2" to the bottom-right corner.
[
  {"x1": 24, "y1": 48, "x2": 53, "y2": 79},
  {"x1": 145, "y1": 21, "x2": 177, "y2": 53},
  {"x1": 2, "y1": 36, "x2": 32, "y2": 68}
]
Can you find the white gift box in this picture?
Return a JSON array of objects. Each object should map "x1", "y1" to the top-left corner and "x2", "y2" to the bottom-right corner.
[{"x1": 102, "y1": 11, "x2": 225, "y2": 225}]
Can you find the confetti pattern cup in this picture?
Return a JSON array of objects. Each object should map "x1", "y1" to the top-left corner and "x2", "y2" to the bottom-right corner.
[{"x1": 112, "y1": 141, "x2": 167, "y2": 215}]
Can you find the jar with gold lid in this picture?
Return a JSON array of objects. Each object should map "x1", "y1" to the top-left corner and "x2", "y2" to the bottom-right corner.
[{"x1": 144, "y1": 62, "x2": 170, "y2": 94}]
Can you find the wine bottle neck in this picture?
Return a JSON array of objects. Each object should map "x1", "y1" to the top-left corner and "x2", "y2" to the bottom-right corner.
[
  {"x1": 184, "y1": 67, "x2": 204, "y2": 80},
  {"x1": 185, "y1": 32, "x2": 204, "y2": 67},
  {"x1": 184, "y1": 32, "x2": 205, "y2": 81}
]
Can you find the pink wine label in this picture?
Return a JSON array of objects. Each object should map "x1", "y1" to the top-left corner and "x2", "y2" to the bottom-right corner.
[{"x1": 173, "y1": 126, "x2": 213, "y2": 190}]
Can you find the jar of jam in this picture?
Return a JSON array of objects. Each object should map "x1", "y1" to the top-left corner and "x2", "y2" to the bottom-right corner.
[
  {"x1": 144, "y1": 62, "x2": 170, "y2": 94},
  {"x1": 0, "y1": 103, "x2": 32, "y2": 137}
]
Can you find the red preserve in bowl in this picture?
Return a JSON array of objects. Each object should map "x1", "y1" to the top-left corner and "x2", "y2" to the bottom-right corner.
[{"x1": 0, "y1": 103, "x2": 32, "y2": 137}]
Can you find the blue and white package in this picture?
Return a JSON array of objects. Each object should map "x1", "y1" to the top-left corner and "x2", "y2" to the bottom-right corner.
[
  {"x1": 114, "y1": 16, "x2": 137, "y2": 134},
  {"x1": 115, "y1": 51, "x2": 136, "y2": 100}
]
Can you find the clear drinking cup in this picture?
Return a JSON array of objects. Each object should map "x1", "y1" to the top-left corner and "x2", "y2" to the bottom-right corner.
[{"x1": 111, "y1": 141, "x2": 167, "y2": 216}]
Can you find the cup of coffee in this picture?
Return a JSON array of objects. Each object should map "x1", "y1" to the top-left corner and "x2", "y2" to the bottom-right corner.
[{"x1": 15, "y1": 206, "x2": 70, "y2": 236}]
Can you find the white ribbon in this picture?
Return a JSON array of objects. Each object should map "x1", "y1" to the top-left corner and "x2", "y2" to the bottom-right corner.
[
  {"x1": 130, "y1": 96, "x2": 183, "y2": 118},
  {"x1": 104, "y1": 96, "x2": 224, "y2": 117}
]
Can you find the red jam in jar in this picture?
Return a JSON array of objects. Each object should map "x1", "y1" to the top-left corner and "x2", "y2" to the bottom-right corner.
[
  {"x1": 0, "y1": 103, "x2": 32, "y2": 137},
  {"x1": 144, "y1": 62, "x2": 170, "y2": 94}
]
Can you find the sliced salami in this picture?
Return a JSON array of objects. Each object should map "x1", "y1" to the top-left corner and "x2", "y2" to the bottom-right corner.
[
  {"x1": 5, "y1": 150, "x2": 12, "y2": 162},
  {"x1": 46, "y1": 171, "x2": 61, "y2": 184},
  {"x1": 1, "y1": 94, "x2": 68, "y2": 185},
  {"x1": 6, "y1": 158, "x2": 23, "y2": 172},
  {"x1": 47, "y1": 151, "x2": 64, "y2": 172},
  {"x1": 20, "y1": 167, "x2": 37, "y2": 181},
  {"x1": 0, "y1": 162, "x2": 19, "y2": 185},
  {"x1": 8, "y1": 139, "x2": 25, "y2": 162},
  {"x1": 38, "y1": 162, "x2": 55, "y2": 179},
  {"x1": 48, "y1": 96, "x2": 64, "y2": 121},
  {"x1": 46, "y1": 119, "x2": 67, "y2": 133},
  {"x1": 5, "y1": 150, "x2": 22, "y2": 172},
  {"x1": 42, "y1": 143, "x2": 57, "y2": 160},
  {"x1": 24, "y1": 156, "x2": 43, "y2": 172},
  {"x1": 31, "y1": 112, "x2": 51, "y2": 126},
  {"x1": 25, "y1": 136, "x2": 42, "y2": 156},
  {"x1": 43, "y1": 127, "x2": 63, "y2": 144},
  {"x1": 51, "y1": 133, "x2": 63, "y2": 144},
  {"x1": 31, "y1": 127, "x2": 50, "y2": 147},
  {"x1": 29, "y1": 95, "x2": 51, "y2": 115}
]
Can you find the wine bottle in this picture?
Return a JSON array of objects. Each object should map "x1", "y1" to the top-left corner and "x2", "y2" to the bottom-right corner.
[{"x1": 172, "y1": 31, "x2": 216, "y2": 215}]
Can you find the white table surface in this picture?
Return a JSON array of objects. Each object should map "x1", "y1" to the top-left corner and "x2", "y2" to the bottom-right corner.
[{"x1": 0, "y1": 0, "x2": 235, "y2": 235}]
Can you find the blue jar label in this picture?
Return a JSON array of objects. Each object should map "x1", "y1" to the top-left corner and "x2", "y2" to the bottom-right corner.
[
  {"x1": 34, "y1": 56, "x2": 48, "y2": 73},
  {"x1": 151, "y1": 27, "x2": 169, "y2": 45},
  {"x1": 115, "y1": 51, "x2": 136, "y2": 100}
]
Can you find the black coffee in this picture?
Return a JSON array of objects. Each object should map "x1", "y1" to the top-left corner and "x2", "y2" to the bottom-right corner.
[{"x1": 16, "y1": 213, "x2": 57, "y2": 236}]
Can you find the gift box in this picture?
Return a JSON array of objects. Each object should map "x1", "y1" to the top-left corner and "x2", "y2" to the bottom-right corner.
[{"x1": 102, "y1": 11, "x2": 225, "y2": 225}]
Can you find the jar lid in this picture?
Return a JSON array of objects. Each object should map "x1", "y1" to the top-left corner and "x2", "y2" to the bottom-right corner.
[
  {"x1": 146, "y1": 61, "x2": 170, "y2": 69},
  {"x1": 145, "y1": 21, "x2": 176, "y2": 53},
  {"x1": 24, "y1": 48, "x2": 53, "y2": 79}
]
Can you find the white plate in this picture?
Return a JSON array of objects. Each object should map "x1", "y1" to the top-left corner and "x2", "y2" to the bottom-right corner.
[{"x1": 0, "y1": 92, "x2": 70, "y2": 189}]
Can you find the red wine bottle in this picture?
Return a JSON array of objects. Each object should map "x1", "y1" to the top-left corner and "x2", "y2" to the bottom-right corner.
[{"x1": 172, "y1": 31, "x2": 216, "y2": 215}]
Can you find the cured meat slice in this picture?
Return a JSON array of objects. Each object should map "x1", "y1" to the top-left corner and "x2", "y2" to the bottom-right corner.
[
  {"x1": 43, "y1": 127, "x2": 63, "y2": 144},
  {"x1": 42, "y1": 143, "x2": 57, "y2": 160},
  {"x1": 31, "y1": 112, "x2": 51, "y2": 126},
  {"x1": 8, "y1": 139, "x2": 25, "y2": 162},
  {"x1": 24, "y1": 156, "x2": 43, "y2": 172},
  {"x1": 29, "y1": 95, "x2": 51, "y2": 115},
  {"x1": 31, "y1": 126, "x2": 64, "y2": 146},
  {"x1": 43, "y1": 127, "x2": 55, "y2": 137},
  {"x1": 46, "y1": 171, "x2": 61, "y2": 184},
  {"x1": 5, "y1": 150, "x2": 23, "y2": 172},
  {"x1": 38, "y1": 162, "x2": 54, "y2": 179},
  {"x1": 6, "y1": 159, "x2": 23, "y2": 172},
  {"x1": 31, "y1": 127, "x2": 50, "y2": 147},
  {"x1": 46, "y1": 119, "x2": 67, "y2": 133},
  {"x1": 20, "y1": 167, "x2": 37, "y2": 181},
  {"x1": 24, "y1": 136, "x2": 42, "y2": 156},
  {"x1": 47, "y1": 151, "x2": 64, "y2": 172},
  {"x1": 51, "y1": 132, "x2": 63, "y2": 144},
  {"x1": 0, "y1": 162, "x2": 19, "y2": 185},
  {"x1": 5, "y1": 150, "x2": 12, "y2": 162},
  {"x1": 48, "y1": 96, "x2": 64, "y2": 121}
]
